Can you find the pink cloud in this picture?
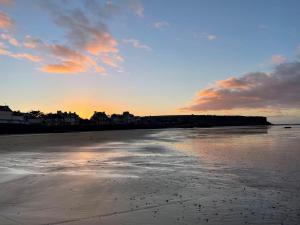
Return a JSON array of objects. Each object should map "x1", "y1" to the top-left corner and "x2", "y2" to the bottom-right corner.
[
  {"x1": 24, "y1": 35, "x2": 42, "y2": 49},
  {"x1": 0, "y1": 46, "x2": 9, "y2": 55},
  {"x1": 100, "y1": 53, "x2": 124, "y2": 68},
  {"x1": 10, "y1": 53, "x2": 41, "y2": 62},
  {"x1": 0, "y1": 11, "x2": 13, "y2": 29},
  {"x1": 271, "y1": 54, "x2": 286, "y2": 65},
  {"x1": 0, "y1": 0, "x2": 11, "y2": 5},
  {"x1": 183, "y1": 62, "x2": 300, "y2": 111},
  {"x1": 0, "y1": 43, "x2": 41, "y2": 62},
  {"x1": 1, "y1": 33, "x2": 18, "y2": 46}
]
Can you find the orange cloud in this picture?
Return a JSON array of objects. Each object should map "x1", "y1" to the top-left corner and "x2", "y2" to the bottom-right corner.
[
  {"x1": 216, "y1": 77, "x2": 252, "y2": 89},
  {"x1": 41, "y1": 61, "x2": 87, "y2": 74},
  {"x1": 0, "y1": 47, "x2": 9, "y2": 55},
  {"x1": 23, "y1": 38, "x2": 107, "y2": 74},
  {"x1": 84, "y1": 32, "x2": 119, "y2": 55},
  {"x1": 196, "y1": 88, "x2": 220, "y2": 99},
  {"x1": 30, "y1": 2, "x2": 123, "y2": 75},
  {"x1": 45, "y1": 43, "x2": 106, "y2": 74},
  {"x1": 1, "y1": 33, "x2": 18, "y2": 46},
  {"x1": 46, "y1": 44, "x2": 90, "y2": 61},
  {"x1": 0, "y1": 12, "x2": 13, "y2": 29},
  {"x1": 183, "y1": 62, "x2": 300, "y2": 112},
  {"x1": 1, "y1": 1, "x2": 123, "y2": 75}
]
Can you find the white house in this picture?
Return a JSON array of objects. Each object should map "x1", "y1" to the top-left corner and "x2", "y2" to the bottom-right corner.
[
  {"x1": 0, "y1": 106, "x2": 13, "y2": 123},
  {"x1": 0, "y1": 106, "x2": 26, "y2": 124}
]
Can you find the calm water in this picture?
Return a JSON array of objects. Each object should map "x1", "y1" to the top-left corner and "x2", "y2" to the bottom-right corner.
[
  {"x1": 0, "y1": 126, "x2": 300, "y2": 224},
  {"x1": 1, "y1": 126, "x2": 300, "y2": 184}
]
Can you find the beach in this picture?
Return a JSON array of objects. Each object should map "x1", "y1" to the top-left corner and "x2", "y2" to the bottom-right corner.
[{"x1": 0, "y1": 126, "x2": 300, "y2": 225}]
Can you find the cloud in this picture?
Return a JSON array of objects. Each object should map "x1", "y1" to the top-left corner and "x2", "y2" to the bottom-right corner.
[
  {"x1": 24, "y1": 35, "x2": 43, "y2": 49},
  {"x1": 128, "y1": 0, "x2": 144, "y2": 17},
  {"x1": 0, "y1": 11, "x2": 13, "y2": 29},
  {"x1": 46, "y1": 44, "x2": 106, "y2": 73},
  {"x1": 0, "y1": 41, "x2": 6, "y2": 48},
  {"x1": 182, "y1": 61, "x2": 300, "y2": 112},
  {"x1": 84, "y1": 32, "x2": 118, "y2": 55},
  {"x1": 297, "y1": 45, "x2": 300, "y2": 60},
  {"x1": 271, "y1": 54, "x2": 286, "y2": 65},
  {"x1": 207, "y1": 34, "x2": 217, "y2": 41},
  {"x1": 43, "y1": 3, "x2": 119, "y2": 55},
  {"x1": 1, "y1": 0, "x2": 144, "y2": 75},
  {"x1": 36, "y1": 0, "x2": 123, "y2": 74},
  {"x1": 194, "y1": 32, "x2": 217, "y2": 41},
  {"x1": 0, "y1": 44, "x2": 41, "y2": 62},
  {"x1": 84, "y1": 0, "x2": 144, "y2": 18},
  {"x1": 154, "y1": 21, "x2": 169, "y2": 29},
  {"x1": 0, "y1": 44, "x2": 9, "y2": 55},
  {"x1": 123, "y1": 38, "x2": 151, "y2": 51},
  {"x1": 0, "y1": 0, "x2": 11, "y2": 5},
  {"x1": 25, "y1": 37, "x2": 106, "y2": 74},
  {"x1": 41, "y1": 61, "x2": 87, "y2": 74},
  {"x1": 10, "y1": 53, "x2": 41, "y2": 62},
  {"x1": 1, "y1": 33, "x2": 18, "y2": 46},
  {"x1": 84, "y1": 0, "x2": 121, "y2": 19},
  {"x1": 99, "y1": 53, "x2": 124, "y2": 68},
  {"x1": 216, "y1": 77, "x2": 253, "y2": 90}
]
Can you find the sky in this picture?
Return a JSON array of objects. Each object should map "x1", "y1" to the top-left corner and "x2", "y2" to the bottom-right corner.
[{"x1": 0, "y1": 0, "x2": 300, "y2": 123}]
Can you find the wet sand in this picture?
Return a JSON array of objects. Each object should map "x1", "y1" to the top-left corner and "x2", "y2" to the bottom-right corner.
[{"x1": 0, "y1": 127, "x2": 300, "y2": 224}]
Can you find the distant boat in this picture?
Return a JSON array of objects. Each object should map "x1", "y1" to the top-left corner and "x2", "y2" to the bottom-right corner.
[{"x1": 284, "y1": 126, "x2": 292, "y2": 129}]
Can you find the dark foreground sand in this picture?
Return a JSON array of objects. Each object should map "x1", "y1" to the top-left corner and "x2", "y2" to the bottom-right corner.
[{"x1": 0, "y1": 127, "x2": 300, "y2": 225}]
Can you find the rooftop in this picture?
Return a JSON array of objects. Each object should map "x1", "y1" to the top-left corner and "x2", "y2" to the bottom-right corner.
[{"x1": 0, "y1": 106, "x2": 12, "y2": 112}]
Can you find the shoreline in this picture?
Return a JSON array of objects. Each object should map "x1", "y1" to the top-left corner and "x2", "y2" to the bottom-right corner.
[{"x1": 0, "y1": 123, "x2": 272, "y2": 136}]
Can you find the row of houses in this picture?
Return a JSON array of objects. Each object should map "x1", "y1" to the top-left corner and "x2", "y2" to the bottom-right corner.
[
  {"x1": 0, "y1": 106, "x2": 139, "y2": 126},
  {"x1": 0, "y1": 106, "x2": 80, "y2": 126},
  {"x1": 0, "y1": 106, "x2": 26, "y2": 124},
  {"x1": 91, "y1": 111, "x2": 139, "y2": 125},
  {"x1": 0, "y1": 105, "x2": 270, "y2": 128}
]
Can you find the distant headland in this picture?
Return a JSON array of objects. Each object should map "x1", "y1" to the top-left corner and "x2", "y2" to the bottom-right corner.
[{"x1": 0, "y1": 105, "x2": 271, "y2": 135}]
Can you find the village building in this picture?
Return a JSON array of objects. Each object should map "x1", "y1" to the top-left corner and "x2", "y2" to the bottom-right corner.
[
  {"x1": 0, "y1": 106, "x2": 13, "y2": 123},
  {"x1": 90, "y1": 111, "x2": 110, "y2": 125},
  {"x1": 24, "y1": 111, "x2": 45, "y2": 125},
  {"x1": 111, "y1": 111, "x2": 136, "y2": 125},
  {"x1": 44, "y1": 111, "x2": 80, "y2": 126},
  {"x1": 0, "y1": 106, "x2": 26, "y2": 124}
]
